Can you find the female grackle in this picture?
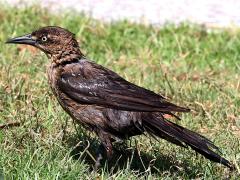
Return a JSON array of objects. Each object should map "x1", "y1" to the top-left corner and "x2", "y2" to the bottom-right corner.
[{"x1": 6, "y1": 26, "x2": 232, "y2": 169}]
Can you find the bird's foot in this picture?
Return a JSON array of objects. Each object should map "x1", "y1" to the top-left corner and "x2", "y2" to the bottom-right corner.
[{"x1": 94, "y1": 152, "x2": 103, "y2": 171}]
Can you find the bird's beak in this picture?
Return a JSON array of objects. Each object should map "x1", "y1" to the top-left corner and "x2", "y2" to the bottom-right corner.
[{"x1": 6, "y1": 34, "x2": 36, "y2": 46}]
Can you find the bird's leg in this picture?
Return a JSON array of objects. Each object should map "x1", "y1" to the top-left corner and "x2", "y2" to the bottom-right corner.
[
  {"x1": 102, "y1": 138, "x2": 113, "y2": 160},
  {"x1": 94, "y1": 131, "x2": 113, "y2": 170},
  {"x1": 95, "y1": 143, "x2": 104, "y2": 170}
]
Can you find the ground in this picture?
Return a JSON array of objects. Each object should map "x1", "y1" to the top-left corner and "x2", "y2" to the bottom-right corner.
[{"x1": 0, "y1": 5, "x2": 239, "y2": 179}]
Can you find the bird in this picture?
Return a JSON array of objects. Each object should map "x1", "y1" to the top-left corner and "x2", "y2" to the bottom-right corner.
[{"x1": 6, "y1": 26, "x2": 232, "y2": 169}]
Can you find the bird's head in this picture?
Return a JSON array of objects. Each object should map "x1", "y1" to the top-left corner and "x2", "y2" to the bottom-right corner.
[{"x1": 6, "y1": 26, "x2": 82, "y2": 60}]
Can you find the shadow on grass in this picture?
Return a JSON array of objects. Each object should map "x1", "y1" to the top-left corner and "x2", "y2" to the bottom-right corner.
[
  {"x1": 0, "y1": 169, "x2": 4, "y2": 180},
  {"x1": 64, "y1": 130, "x2": 201, "y2": 178}
]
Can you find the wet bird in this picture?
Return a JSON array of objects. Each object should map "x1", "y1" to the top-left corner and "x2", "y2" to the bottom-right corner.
[{"x1": 6, "y1": 26, "x2": 232, "y2": 169}]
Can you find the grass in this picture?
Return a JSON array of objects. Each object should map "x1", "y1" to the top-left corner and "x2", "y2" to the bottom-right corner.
[{"x1": 0, "y1": 5, "x2": 240, "y2": 179}]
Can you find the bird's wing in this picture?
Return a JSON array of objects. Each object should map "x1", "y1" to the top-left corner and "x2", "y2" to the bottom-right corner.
[{"x1": 57, "y1": 60, "x2": 190, "y2": 112}]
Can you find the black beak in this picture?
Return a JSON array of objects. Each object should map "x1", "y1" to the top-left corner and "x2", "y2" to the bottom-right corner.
[{"x1": 6, "y1": 34, "x2": 36, "y2": 46}]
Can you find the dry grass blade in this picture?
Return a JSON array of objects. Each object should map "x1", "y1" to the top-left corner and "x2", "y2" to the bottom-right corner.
[{"x1": 0, "y1": 121, "x2": 21, "y2": 129}]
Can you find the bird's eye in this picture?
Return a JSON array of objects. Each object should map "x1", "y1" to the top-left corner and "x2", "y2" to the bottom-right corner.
[{"x1": 41, "y1": 36, "x2": 47, "y2": 42}]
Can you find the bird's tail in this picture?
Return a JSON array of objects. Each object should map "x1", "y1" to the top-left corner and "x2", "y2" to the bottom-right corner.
[{"x1": 142, "y1": 113, "x2": 233, "y2": 169}]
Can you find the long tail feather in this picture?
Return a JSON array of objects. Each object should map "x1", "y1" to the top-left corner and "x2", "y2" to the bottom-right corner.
[{"x1": 142, "y1": 113, "x2": 233, "y2": 169}]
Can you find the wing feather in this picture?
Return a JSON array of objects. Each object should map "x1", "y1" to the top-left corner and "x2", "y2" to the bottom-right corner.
[{"x1": 58, "y1": 60, "x2": 190, "y2": 112}]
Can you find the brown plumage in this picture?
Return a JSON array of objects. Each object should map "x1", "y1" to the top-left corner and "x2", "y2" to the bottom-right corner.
[{"x1": 6, "y1": 26, "x2": 232, "y2": 169}]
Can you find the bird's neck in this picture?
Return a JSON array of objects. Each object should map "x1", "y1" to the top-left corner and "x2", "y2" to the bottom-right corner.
[{"x1": 51, "y1": 48, "x2": 83, "y2": 66}]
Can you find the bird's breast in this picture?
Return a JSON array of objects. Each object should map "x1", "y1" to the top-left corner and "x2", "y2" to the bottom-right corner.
[{"x1": 47, "y1": 64, "x2": 59, "y2": 93}]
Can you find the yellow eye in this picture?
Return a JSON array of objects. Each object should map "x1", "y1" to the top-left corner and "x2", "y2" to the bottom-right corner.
[{"x1": 41, "y1": 36, "x2": 47, "y2": 42}]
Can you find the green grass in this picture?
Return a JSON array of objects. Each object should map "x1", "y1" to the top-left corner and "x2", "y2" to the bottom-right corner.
[{"x1": 0, "y1": 5, "x2": 240, "y2": 179}]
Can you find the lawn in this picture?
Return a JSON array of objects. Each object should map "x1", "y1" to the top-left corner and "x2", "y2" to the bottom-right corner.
[{"x1": 0, "y1": 5, "x2": 239, "y2": 179}]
